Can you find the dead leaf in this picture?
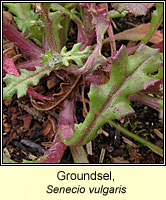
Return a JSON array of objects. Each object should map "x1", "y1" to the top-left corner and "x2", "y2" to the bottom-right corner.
[
  {"x1": 26, "y1": 122, "x2": 41, "y2": 137},
  {"x1": 3, "y1": 130, "x2": 18, "y2": 146},
  {"x1": 41, "y1": 116, "x2": 56, "y2": 140},
  {"x1": 17, "y1": 101, "x2": 44, "y2": 122},
  {"x1": 128, "y1": 149, "x2": 142, "y2": 163},
  {"x1": 47, "y1": 73, "x2": 60, "y2": 89},
  {"x1": 17, "y1": 114, "x2": 32, "y2": 131}
]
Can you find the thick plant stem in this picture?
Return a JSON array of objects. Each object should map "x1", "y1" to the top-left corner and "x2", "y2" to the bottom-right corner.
[
  {"x1": 70, "y1": 146, "x2": 89, "y2": 163},
  {"x1": 109, "y1": 121, "x2": 163, "y2": 157}
]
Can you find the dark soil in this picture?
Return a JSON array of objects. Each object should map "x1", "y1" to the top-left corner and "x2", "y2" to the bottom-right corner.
[{"x1": 2, "y1": 3, "x2": 163, "y2": 164}]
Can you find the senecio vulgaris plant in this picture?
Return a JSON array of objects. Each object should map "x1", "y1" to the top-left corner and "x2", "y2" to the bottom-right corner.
[{"x1": 3, "y1": 3, "x2": 163, "y2": 163}]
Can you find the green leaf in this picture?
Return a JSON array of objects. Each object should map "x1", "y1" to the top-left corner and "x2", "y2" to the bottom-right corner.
[
  {"x1": 3, "y1": 3, "x2": 33, "y2": 19},
  {"x1": 142, "y1": 3, "x2": 163, "y2": 44},
  {"x1": 109, "y1": 10, "x2": 128, "y2": 18},
  {"x1": 60, "y1": 43, "x2": 92, "y2": 67},
  {"x1": 51, "y1": 3, "x2": 83, "y2": 26},
  {"x1": 3, "y1": 66, "x2": 54, "y2": 101},
  {"x1": 25, "y1": 25, "x2": 43, "y2": 47},
  {"x1": 3, "y1": 3, "x2": 42, "y2": 45},
  {"x1": 58, "y1": 44, "x2": 162, "y2": 146},
  {"x1": 49, "y1": 11, "x2": 64, "y2": 51},
  {"x1": 41, "y1": 3, "x2": 63, "y2": 52}
]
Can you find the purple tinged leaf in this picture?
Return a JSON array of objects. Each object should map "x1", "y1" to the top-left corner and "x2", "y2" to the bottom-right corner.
[
  {"x1": 58, "y1": 99, "x2": 75, "y2": 140},
  {"x1": 16, "y1": 59, "x2": 44, "y2": 71},
  {"x1": 3, "y1": 56, "x2": 20, "y2": 76},
  {"x1": 41, "y1": 3, "x2": 59, "y2": 52},
  {"x1": 3, "y1": 18, "x2": 44, "y2": 59},
  {"x1": 76, "y1": 3, "x2": 110, "y2": 74},
  {"x1": 77, "y1": 7, "x2": 95, "y2": 50},
  {"x1": 115, "y1": 23, "x2": 163, "y2": 44},
  {"x1": 129, "y1": 94, "x2": 161, "y2": 112},
  {"x1": 42, "y1": 99, "x2": 75, "y2": 163},
  {"x1": 151, "y1": 41, "x2": 163, "y2": 52},
  {"x1": 91, "y1": 3, "x2": 110, "y2": 45},
  {"x1": 41, "y1": 134, "x2": 67, "y2": 163},
  {"x1": 141, "y1": 78, "x2": 163, "y2": 93},
  {"x1": 43, "y1": 34, "x2": 51, "y2": 52},
  {"x1": 112, "y1": 3, "x2": 155, "y2": 16},
  {"x1": 76, "y1": 47, "x2": 106, "y2": 74}
]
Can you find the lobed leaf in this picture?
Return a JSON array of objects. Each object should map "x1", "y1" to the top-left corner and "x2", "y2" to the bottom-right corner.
[
  {"x1": 3, "y1": 66, "x2": 54, "y2": 100},
  {"x1": 78, "y1": 6, "x2": 95, "y2": 50},
  {"x1": 58, "y1": 44, "x2": 162, "y2": 146},
  {"x1": 60, "y1": 43, "x2": 92, "y2": 67}
]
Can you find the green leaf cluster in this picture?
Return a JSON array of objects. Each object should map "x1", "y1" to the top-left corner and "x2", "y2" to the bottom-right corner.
[{"x1": 3, "y1": 3, "x2": 42, "y2": 46}]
